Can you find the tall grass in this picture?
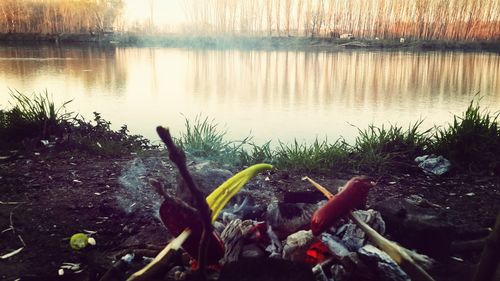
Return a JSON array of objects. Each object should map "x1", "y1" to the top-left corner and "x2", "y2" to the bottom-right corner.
[
  {"x1": 178, "y1": 102, "x2": 498, "y2": 175},
  {"x1": 0, "y1": 90, "x2": 153, "y2": 155},
  {"x1": 433, "y1": 101, "x2": 500, "y2": 173},
  {"x1": 352, "y1": 121, "x2": 431, "y2": 173},
  {"x1": 178, "y1": 116, "x2": 432, "y2": 174},
  {"x1": 0, "y1": 89, "x2": 73, "y2": 143},
  {"x1": 272, "y1": 139, "x2": 351, "y2": 173},
  {"x1": 177, "y1": 115, "x2": 251, "y2": 164}
]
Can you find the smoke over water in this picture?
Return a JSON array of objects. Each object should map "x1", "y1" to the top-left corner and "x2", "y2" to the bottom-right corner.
[{"x1": 117, "y1": 156, "x2": 175, "y2": 216}]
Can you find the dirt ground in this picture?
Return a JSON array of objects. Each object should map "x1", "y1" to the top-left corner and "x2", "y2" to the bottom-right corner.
[{"x1": 0, "y1": 147, "x2": 498, "y2": 281}]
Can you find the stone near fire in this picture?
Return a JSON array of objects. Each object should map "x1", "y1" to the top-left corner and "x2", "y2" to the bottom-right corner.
[
  {"x1": 358, "y1": 244, "x2": 410, "y2": 281},
  {"x1": 333, "y1": 209, "x2": 386, "y2": 251},
  {"x1": 267, "y1": 202, "x2": 324, "y2": 238},
  {"x1": 320, "y1": 233, "x2": 350, "y2": 259},
  {"x1": 282, "y1": 230, "x2": 315, "y2": 262}
]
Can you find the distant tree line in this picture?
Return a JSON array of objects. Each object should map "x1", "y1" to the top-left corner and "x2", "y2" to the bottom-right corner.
[
  {"x1": 182, "y1": 0, "x2": 500, "y2": 40},
  {"x1": 0, "y1": 0, "x2": 124, "y2": 34}
]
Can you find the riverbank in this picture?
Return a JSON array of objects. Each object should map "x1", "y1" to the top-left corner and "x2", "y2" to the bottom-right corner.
[
  {"x1": 1, "y1": 91, "x2": 499, "y2": 176},
  {"x1": 1, "y1": 33, "x2": 500, "y2": 53},
  {"x1": 1, "y1": 91, "x2": 499, "y2": 280}
]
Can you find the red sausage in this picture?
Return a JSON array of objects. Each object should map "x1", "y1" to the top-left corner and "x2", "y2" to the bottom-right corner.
[{"x1": 311, "y1": 176, "x2": 375, "y2": 236}]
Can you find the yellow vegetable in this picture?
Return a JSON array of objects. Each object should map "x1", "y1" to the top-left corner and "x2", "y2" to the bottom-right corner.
[{"x1": 206, "y1": 163, "x2": 272, "y2": 222}]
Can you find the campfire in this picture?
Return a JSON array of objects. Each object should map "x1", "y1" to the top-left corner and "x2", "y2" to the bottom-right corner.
[{"x1": 102, "y1": 126, "x2": 438, "y2": 281}]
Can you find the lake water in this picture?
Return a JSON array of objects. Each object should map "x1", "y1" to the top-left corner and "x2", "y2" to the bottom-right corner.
[{"x1": 0, "y1": 45, "x2": 499, "y2": 145}]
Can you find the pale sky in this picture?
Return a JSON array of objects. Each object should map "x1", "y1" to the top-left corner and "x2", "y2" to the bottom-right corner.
[{"x1": 123, "y1": 0, "x2": 187, "y2": 27}]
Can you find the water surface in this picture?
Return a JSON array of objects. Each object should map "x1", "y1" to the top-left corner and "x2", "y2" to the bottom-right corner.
[{"x1": 0, "y1": 45, "x2": 498, "y2": 144}]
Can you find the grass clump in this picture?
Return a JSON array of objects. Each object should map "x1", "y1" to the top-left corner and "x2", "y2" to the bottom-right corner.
[
  {"x1": 176, "y1": 117, "x2": 434, "y2": 174},
  {"x1": 0, "y1": 90, "x2": 154, "y2": 155},
  {"x1": 352, "y1": 121, "x2": 431, "y2": 173},
  {"x1": 433, "y1": 101, "x2": 500, "y2": 173},
  {"x1": 177, "y1": 115, "x2": 250, "y2": 165},
  {"x1": 68, "y1": 112, "x2": 155, "y2": 156},
  {"x1": 272, "y1": 139, "x2": 351, "y2": 173},
  {"x1": 176, "y1": 116, "x2": 352, "y2": 172},
  {"x1": 0, "y1": 89, "x2": 73, "y2": 148}
]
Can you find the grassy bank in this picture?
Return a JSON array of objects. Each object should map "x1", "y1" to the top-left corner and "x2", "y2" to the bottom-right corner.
[
  {"x1": 176, "y1": 103, "x2": 499, "y2": 175},
  {"x1": 0, "y1": 90, "x2": 153, "y2": 156},
  {"x1": 1, "y1": 33, "x2": 500, "y2": 53},
  {"x1": 1, "y1": 91, "x2": 498, "y2": 175}
]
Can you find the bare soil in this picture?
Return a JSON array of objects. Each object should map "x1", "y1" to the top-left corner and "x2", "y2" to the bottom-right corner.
[{"x1": 1, "y1": 147, "x2": 498, "y2": 281}]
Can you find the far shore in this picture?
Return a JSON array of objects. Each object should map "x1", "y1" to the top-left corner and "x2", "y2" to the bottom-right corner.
[{"x1": 1, "y1": 32, "x2": 499, "y2": 53}]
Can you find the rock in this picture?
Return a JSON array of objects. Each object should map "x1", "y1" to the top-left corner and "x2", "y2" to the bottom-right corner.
[
  {"x1": 332, "y1": 209, "x2": 386, "y2": 251},
  {"x1": 372, "y1": 196, "x2": 454, "y2": 256},
  {"x1": 282, "y1": 230, "x2": 315, "y2": 262},
  {"x1": 415, "y1": 155, "x2": 451, "y2": 176},
  {"x1": 320, "y1": 233, "x2": 351, "y2": 260},
  {"x1": 267, "y1": 202, "x2": 325, "y2": 238},
  {"x1": 358, "y1": 245, "x2": 410, "y2": 281}
]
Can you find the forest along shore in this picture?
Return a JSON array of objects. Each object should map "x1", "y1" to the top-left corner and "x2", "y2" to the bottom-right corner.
[{"x1": 1, "y1": 33, "x2": 500, "y2": 53}]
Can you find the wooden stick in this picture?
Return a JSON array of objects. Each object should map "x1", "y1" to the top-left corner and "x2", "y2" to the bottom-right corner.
[
  {"x1": 126, "y1": 229, "x2": 191, "y2": 281},
  {"x1": 157, "y1": 126, "x2": 213, "y2": 279},
  {"x1": 304, "y1": 176, "x2": 436, "y2": 281}
]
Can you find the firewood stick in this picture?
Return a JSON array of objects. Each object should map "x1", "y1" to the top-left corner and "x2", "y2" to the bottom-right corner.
[
  {"x1": 304, "y1": 176, "x2": 436, "y2": 281},
  {"x1": 126, "y1": 229, "x2": 191, "y2": 281},
  {"x1": 157, "y1": 126, "x2": 213, "y2": 279}
]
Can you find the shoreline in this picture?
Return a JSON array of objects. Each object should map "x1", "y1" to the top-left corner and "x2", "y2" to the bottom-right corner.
[{"x1": 1, "y1": 33, "x2": 499, "y2": 53}]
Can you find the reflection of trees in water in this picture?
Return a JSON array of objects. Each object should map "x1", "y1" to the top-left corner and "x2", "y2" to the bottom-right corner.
[
  {"x1": 0, "y1": 46, "x2": 127, "y2": 96},
  {"x1": 186, "y1": 50, "x2": 500, "y2": 110}
]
